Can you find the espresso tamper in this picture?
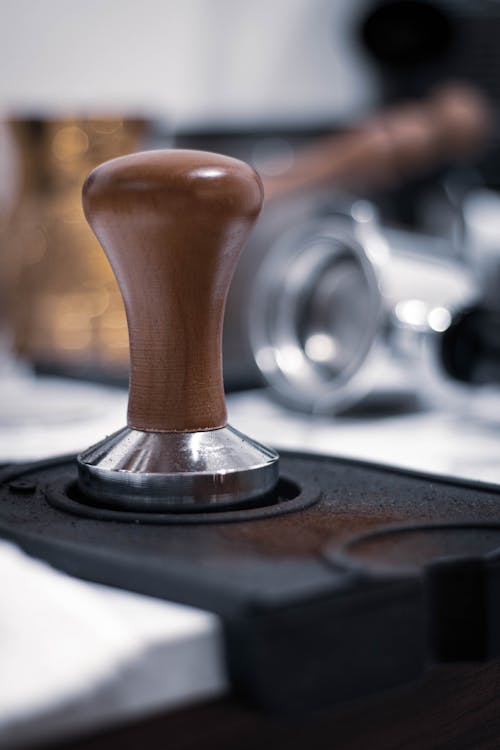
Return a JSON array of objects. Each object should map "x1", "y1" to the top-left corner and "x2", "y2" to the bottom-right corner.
[{"x1": 77, "y1": 150, "x2": 279, "y2": 511}]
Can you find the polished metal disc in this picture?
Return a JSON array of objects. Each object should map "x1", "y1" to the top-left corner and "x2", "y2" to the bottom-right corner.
[{"x1": 77, "y1": 424, "x2": 279, "y2": 511}]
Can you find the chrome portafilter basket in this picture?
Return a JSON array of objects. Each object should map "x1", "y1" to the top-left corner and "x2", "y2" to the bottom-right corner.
[{"x1": 249, "y1": 201, "x2": 481, "y2": 414}]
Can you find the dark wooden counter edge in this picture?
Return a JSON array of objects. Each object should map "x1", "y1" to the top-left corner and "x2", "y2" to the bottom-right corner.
[{"x1": 47, "y1": 660, "x2": 500, "y2": 750}]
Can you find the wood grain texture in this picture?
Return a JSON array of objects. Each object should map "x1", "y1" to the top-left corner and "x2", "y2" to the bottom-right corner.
[
  {"x1": 52, "y1": 662, "x2": 500, "y2": 750},
  {"x1": 83, "y1": 150, "x2": 263, "y2": 432}
]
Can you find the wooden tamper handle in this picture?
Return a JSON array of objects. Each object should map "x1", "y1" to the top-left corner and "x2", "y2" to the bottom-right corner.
[
  {"x1": 83, "y1": 150, "x2": 263, "y2": 432},
  {"x1": 78, "y1": 150, "x2": 279, "y2": 512}
]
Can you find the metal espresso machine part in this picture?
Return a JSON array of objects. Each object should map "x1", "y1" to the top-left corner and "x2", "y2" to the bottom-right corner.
[
  {"x1": 222, "y1": 83, "x2": 494, "y2": 412},
  {"x1": 8, "y1": 149, "x2": 500, "y2": 716},
  {"x1": 249, "y1": 202, "x2": 480, "y2": 414}
]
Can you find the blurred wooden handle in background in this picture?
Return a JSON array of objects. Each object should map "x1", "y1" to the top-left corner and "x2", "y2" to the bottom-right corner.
[{"x1": 262, "y1": 84, "x2": 492, "y2": 202}]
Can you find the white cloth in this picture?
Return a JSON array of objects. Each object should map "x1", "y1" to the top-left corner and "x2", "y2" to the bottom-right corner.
[{"x1": 0, "y1": 540, "x2": 226, "y2": 747}]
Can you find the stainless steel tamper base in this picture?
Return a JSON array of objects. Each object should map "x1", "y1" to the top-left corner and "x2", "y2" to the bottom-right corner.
[{"x1": 77, "y1": 424, "x2": 280, "y2": 512}]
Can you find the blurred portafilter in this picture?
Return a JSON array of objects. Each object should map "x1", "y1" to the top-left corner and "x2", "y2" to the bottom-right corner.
[
  {"x1": 4, "y1": 116, "x2": 148, "y2": 377},
  {"x1": 250, "y1": 203, "x2": 483, "y2": 412},
  {"x1": 246, "y1": 85, "x2": 493, "y2": 413}
]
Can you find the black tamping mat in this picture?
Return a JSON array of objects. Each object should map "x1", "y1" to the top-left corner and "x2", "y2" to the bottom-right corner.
[{"x1": 2, "y1": 451, "x2": 500, "y2": 713}]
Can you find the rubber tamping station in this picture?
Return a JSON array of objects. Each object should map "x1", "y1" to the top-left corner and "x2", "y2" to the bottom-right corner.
[
  {"x1": 7, "y1": 150, "x2": 500, "y2": 716},
  {"x1": 77, "y1": 149, "x2": 279, "y2": 512}
]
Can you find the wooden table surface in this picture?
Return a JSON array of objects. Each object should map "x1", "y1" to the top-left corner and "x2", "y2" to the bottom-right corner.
[{"x1": 51, "y1": 661, "x2": 500, "y2": 750}]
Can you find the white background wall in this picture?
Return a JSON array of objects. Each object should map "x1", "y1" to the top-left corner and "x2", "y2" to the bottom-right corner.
[{"x1": 0, "y1": 0, "x2": 375, "y2": 126}]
